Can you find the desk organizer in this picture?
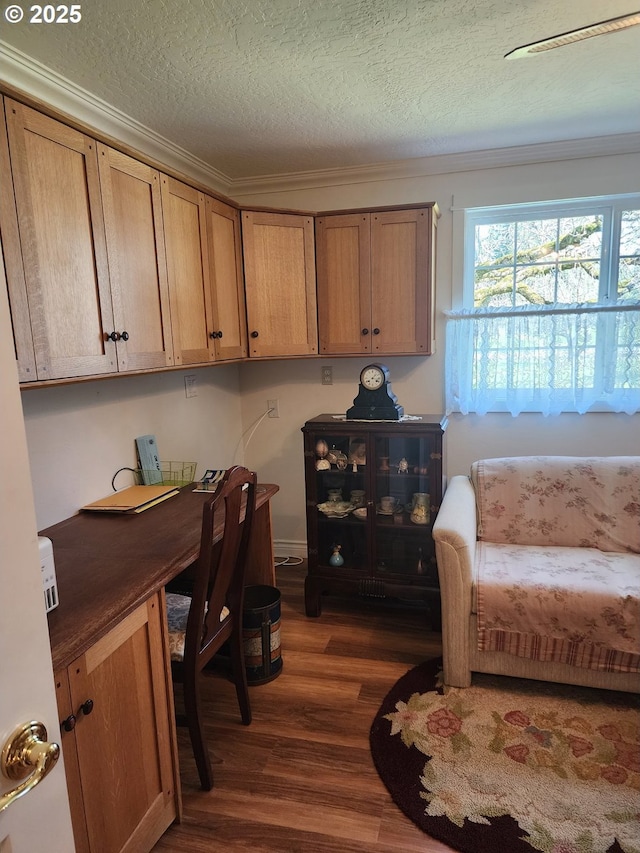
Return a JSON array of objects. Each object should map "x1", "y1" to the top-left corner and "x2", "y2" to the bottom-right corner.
[{"x1": 135, "y1": 461, "x2": 196, "y2": 487}]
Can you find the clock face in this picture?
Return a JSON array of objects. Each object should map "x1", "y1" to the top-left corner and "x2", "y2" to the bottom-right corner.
[{"x1": 360, "y1": 365, "x2": 385, "y2": 391}]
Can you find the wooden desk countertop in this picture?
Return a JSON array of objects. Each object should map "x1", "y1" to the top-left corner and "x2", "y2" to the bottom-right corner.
[{"x1": 42, "y1": 483, "x2": 279, "y2": 671}]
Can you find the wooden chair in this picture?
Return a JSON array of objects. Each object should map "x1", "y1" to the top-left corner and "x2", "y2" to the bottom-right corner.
[{"x1": 165, "y1": 465, "x2": 256, "y2": 789}]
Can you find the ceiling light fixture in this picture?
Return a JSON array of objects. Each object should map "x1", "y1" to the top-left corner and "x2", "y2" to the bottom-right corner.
[{"x1": 505, "y1": 10, "x2": 640, "y2": 59}]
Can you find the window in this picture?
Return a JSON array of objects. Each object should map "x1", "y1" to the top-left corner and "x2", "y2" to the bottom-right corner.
[{"x1": 445, "y1": 195, "x2": 640, "y2": 415}]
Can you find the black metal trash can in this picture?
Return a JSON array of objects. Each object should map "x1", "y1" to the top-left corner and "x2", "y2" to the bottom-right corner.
[{"x1": 242, "y1": 585, "x2": 283, "y2": 684}]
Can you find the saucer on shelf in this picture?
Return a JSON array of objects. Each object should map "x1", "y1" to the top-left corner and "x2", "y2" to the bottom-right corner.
[{"x1": 376, "y1": 504, "x2": 402, "y2": 516}]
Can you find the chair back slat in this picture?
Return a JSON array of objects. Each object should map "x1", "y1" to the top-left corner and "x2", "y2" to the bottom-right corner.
[{"x1": 184, "y1": 466, "x2": 257, "y2": 670}]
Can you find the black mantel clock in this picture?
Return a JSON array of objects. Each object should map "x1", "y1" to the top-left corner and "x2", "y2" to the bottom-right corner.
[{"x1": 346, "y1": 364, "x2": 404, "y2": 420}]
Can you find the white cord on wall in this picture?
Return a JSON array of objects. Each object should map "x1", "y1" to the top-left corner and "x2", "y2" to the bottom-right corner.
[{"x1": 232, "y1": 407, "x2": 272, "y2": 464}]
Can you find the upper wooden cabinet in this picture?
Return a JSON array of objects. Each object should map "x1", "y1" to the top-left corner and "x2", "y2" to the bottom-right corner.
[
  {"x1": 1, "y1": 94, "x2": 440, "y2": 383},
  {"x1": 316, "y1": 205, "x2": 438, "y2": 356},
  {"x1": 97, "y1": 144, "x2": 174, "y2": 371},
  {"x1": 160, "y1": 176, "x2": 215, "y2": 366},
  {"x1": 5, "y1": 98, "x2": 117, "y2": 379},
  {"x1": 241, "y1": 211, "x2": 318, "y2": 358},
  {"x1": 205, "y1": 197, "x2": 248, "y2": 361},
  {"x1": 0, "y1": 98, "x2": 35, "y2": 381},
  {"x1": 316, "y1": 213, "x2": 371, "y2": 355}
]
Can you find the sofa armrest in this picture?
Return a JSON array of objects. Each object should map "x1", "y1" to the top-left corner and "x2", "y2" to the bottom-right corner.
[
  {"x1": 432, "y1": 475, "x2": 477, "y2": 687},
  {"x1": 433, "y1": 475, "x2": 477, "y2": 560}
]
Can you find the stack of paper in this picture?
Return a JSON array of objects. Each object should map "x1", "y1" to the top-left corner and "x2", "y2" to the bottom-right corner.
[{"x1": 81, "y1": 484, "x2": 179, "y2": 514}]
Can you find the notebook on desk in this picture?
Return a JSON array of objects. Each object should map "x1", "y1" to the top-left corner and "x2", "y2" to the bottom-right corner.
[{"x1": 81, "y1": 484, "x2": 179, "y2": 513}]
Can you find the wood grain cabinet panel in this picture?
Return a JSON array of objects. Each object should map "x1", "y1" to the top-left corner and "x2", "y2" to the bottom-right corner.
[
  {"x1": 316, "y1": 205, "x2": 438, "y2": 356},
  {"x1": 316, "y1": 213, "x2": 371, "y2": 355},
  {"x1": 205, "y1": 197, "x2": 248, "y2": 361},
  {"x1": 0, "y1": 97, "x2": 36, "y2": 381},
  {"x1": 161, "y1": 176, "x2": 214, "y2": 366},
  {"x1": 5, "y1": 98, "x2": 116, "y2": 379},
  {"x1": 97, "y1": 144, "x2": 174, "y2": 371},
  {"x1": 242, "y1": 211, "x2": 317, "y2": 358},
  {"x1": 54, "y1": 594, "x2": 179, "y2": 853}
]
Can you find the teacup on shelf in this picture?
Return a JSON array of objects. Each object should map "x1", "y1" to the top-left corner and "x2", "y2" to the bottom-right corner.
[
  {"x1": 350, "y1": 489, "x2": 365, "y2": 506},
  {"x1": 380, "y1": 495, "x2": 398, "y2": 513}
]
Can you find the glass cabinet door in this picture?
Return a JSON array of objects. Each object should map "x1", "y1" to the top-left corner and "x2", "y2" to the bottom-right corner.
[
  {"x1": 372, "y1": 433, "x2": 437, "y2": 582},
  {"x1": 312, "y1": 432, "x2": 369, "y2": 571}
]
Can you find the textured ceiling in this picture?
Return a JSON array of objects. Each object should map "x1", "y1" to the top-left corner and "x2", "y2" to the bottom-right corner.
[{"x1": 2, "y1": 0, "x2": 640, "y2": 180}]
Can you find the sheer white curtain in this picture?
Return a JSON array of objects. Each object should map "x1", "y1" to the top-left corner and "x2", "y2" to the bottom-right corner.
[{"x1": 445, "y1": 303, "x2": 640, "y2": 416}]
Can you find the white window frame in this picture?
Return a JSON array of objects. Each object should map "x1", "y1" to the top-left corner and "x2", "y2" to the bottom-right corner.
[{"x1": 446, "y1": 193, "x2": 640, "y2": 415}]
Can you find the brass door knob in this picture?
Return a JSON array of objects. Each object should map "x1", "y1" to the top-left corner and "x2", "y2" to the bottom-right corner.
[{"x1": 0, "y1": 722, "x2": 60, "y2": 813}]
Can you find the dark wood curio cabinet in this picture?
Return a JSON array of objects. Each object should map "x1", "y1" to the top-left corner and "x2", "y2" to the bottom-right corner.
[{"x1": 302, "y1": 414, "x2": 447, "y2": 619}]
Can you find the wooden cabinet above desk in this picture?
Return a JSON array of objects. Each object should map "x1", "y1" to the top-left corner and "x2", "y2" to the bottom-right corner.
[
  {"x1": 1, "y1": 88, "x2": 440, "y2": 385},
  {"x1": 42, "y1": 483, "x2": 279, "y2": 853}
]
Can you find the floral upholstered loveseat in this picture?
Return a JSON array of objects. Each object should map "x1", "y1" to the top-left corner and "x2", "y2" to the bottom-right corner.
[{"x1": 432, "y1": 456, "x2": 640, "y2": 693}]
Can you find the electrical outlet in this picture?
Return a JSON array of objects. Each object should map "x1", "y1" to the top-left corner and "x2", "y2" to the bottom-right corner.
[
  {"x1": 184, "y1": 375, "x2": 197, "y2": 398},
  {"x1": 321, "y1": 365, "x2": 333, "y2": 385},
  {"x1": 268, "y1": 398, "x2": 279, "y2": 418}
]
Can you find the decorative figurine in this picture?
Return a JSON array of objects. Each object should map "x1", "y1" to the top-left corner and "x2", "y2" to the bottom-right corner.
[
  {"x1": 398, "y1": 457, "x2": 409, "y2": 473},
  {"x1": 379, "y1": 456, "x2": 390, "y2": 471},
  {"x1": 315, "y1": 439, "x2": 330, "y2": 470},
  {"x1": 335, "y1": 451, "x2": 348, "y2": 471},
  {"x1": 329, "y1": 545, "x2": 344, "y2": 566},
  {"x1": 315, "y1": 439, "x2": 329, "y2": 459}
]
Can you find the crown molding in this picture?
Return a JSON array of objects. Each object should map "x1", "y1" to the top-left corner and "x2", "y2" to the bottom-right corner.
[
  {"x1": 229, "y1": 133, "x2": 640, "y2": 197},
  {"x1": 2, "y1": 39, "x2": 639, "y2": 201},
  {"x1": 0, "y1": 40, "x2": 232, "y2": 195}
]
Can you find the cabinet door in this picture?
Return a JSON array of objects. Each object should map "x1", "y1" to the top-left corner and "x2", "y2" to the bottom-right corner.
[
  {"x1": 242, "y1": 211, "x2": 317, "y2": 357},
  {"x1": 161, "y1": 176, "x2": 214, "y2": 365},
  {"x1": 5, "y1": 99, "x2": 116, "y2": 379},
  {"x1": 98, "y1": 144, "x2": 174, "y2": 371},
  {"x1": 0, "y1": 98, "x2": 36, "y2": 381},
  {"x1": 371, "y1": 431, "x2": 440, "y2": 586},
  {"x1": 371, "y1": 208, "x2": 434, "y2": 354},
  {"x1": 68, "y1": 595, "x2": 178, "y2": 853},
  {"x1": 205, "y1": 197, "x2": 247, "y2": 361},
  {"x1": 316, "y1": 213, "x2": 371, "y2": 354},
  {"x1": 54, "y1": 668, "x2": 91, "y2": 853}
]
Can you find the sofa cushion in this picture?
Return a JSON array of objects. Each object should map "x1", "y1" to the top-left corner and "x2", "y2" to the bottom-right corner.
[
  {"x1": 475, "y1": 541, "x2": 640, "y2": 673},
  {"x1": 471, "y1": 456, "x2": 640, "y2": 552}
]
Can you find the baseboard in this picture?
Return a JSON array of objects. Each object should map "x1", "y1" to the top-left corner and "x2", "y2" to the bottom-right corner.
[{"x1": 274, "y1": 539, "x2": 307, "y2": 560}]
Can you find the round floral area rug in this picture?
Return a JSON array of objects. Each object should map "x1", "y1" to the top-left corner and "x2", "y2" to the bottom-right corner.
[{"x1": 369, "y1": 659, "x2": 639, "y2": 853}]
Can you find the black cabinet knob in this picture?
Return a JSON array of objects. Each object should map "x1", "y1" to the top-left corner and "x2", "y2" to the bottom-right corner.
[
  {"x1": 79, "y1": 699, "x2": 94, "y2": 716},
  {"x1": 121, "y1": 330, "x2": 129, "y2": 341},
  {"x1": 217, "y1": 330, "x2": 223, "y2": 339},
  {"x1": 250, "y1": 331, "x2": 259, "y2": 338},
  {"x1": 373, "y1": 328, "x2": 380, "y2": 335},
  {"x1": 107, "y1": 331, "x2": 121, "y2": 342},
  {"x1": 361, "y1": 328, "x2": 369, "y2": 335},
  {"x1": 61, "y1": 714, "x2": 76, "y2": 732}
]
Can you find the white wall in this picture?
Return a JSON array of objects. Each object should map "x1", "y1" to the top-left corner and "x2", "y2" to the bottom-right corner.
[
  {"x1": 21, "y1": 364, "x2": 244, "y2": 529},
  {"x1": 235, "y1": 150, "x2": 640, "y2": 547}
]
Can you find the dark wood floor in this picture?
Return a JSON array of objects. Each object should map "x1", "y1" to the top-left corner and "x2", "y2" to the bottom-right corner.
[{"x1": 153, "y1": 563, "x2": 453, "y2": 853}]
